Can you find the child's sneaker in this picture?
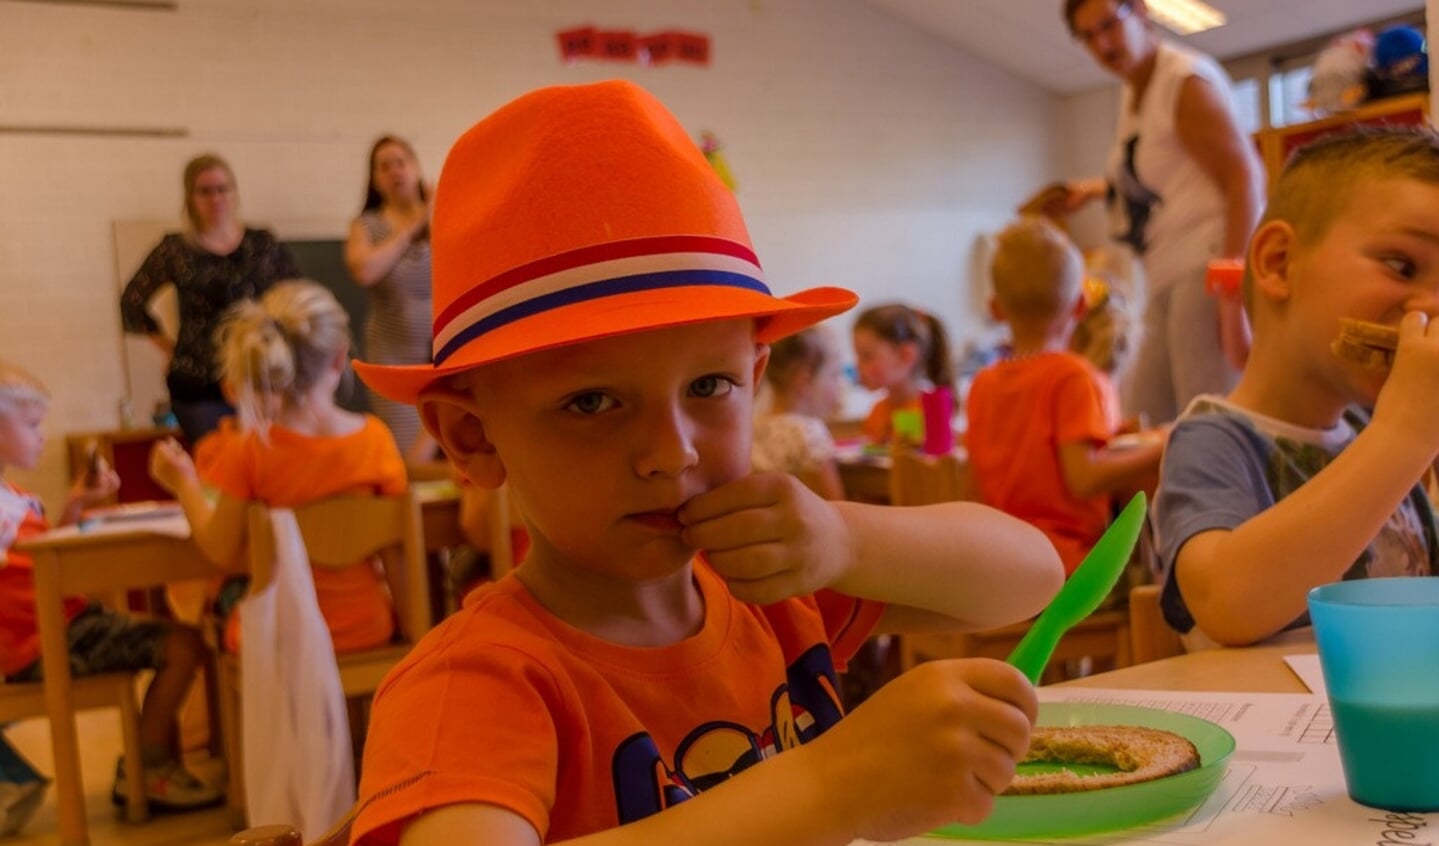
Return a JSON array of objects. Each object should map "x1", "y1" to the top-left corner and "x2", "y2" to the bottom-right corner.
[
  {"x1": 0, "y1": 779, "x2": 49, "y2": 836},
  {"x1": 111, "y1": 759, "x2": 223, "y2": 813}
]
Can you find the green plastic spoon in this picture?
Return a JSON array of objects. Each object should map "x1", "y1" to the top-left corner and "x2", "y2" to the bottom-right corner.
[{"x1": 1007, "y1": 492, "x2": 1148, "y2": 684}]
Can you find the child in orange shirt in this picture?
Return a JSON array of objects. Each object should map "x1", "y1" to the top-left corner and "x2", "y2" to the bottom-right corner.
[
  {"x1": 852, "y1": 303, "x2": 956, "y2": 444},
  {"x1": 148, "y1": 280, "x2": 407, "y2": 654},
  {"x1": 0, "y1": 360, "x2": 219, "y2": 813},
  {"x1": 752, "y1": 325, "x2": 846, "y2": 500},
  {"x1": 966, "y1": 218, "x2": 1164, "y2": 575},
  {"x1": 346, "y1": 80, "x2": 1063, "y2": 846}
]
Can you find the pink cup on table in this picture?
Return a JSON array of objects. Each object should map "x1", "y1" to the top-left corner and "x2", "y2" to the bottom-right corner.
[{"x1": 920, "y1": 387, "x2": 953, "y2": 456}]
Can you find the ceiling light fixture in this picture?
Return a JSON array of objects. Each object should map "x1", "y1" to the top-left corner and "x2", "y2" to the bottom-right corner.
[{"x1": 1143, "y1": 0, "x2": 1226, "y2": 36}]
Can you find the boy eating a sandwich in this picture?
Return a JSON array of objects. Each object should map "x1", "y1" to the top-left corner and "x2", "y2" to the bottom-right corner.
[
  {"x1": 1154, "y1": 126, "x2": 1439, "y2": 649},
  {"x1": 347, "y1": 80, "x2": 1064, "y2": 846}
]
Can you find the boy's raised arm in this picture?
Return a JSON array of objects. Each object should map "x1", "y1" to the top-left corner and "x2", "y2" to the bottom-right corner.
[
  {"x1": 682, "y1": 473, "x2": 1062, "y2": 631},
  {"x1": 397, "y1": 658, "x2": 1036, "y2": 846},
  {"x1": 1177, "y1": 312, "x2": 1439, "y2": 645}
]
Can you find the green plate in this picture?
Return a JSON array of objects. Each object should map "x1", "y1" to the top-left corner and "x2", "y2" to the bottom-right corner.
[{"x1": 928, "y1": 702, "x2": 1235, "y2": 841}]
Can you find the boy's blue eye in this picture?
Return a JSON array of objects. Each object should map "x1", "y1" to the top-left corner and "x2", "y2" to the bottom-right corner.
[
  {"x1": 691, "y1": 375, "x2": 736, "y2": 398},
  {"x1": 566, "y1": 392, "x2": 615, "y2": 415}
]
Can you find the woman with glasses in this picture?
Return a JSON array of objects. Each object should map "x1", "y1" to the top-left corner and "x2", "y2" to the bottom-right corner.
[
  {"x1": 120, "y1": 154, "x2": 299, "y2": 443},
  {"x1": 1048, "y1": 0, "x2": 1264, "y2": 424}
]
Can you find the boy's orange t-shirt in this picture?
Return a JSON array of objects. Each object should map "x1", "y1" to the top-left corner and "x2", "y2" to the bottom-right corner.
[
  {"x1": 0, "y1": 483, "x2": 88, "y2": 676},
  {"x1": 350, "y1": 562, "x2": 885, "y2": 845},
  {"x1": 195, "y1": 415, "x2": 407, "y2": 653},
  {"x1": 965, "y1": 351, "x2": 1120, "y2": 575}
]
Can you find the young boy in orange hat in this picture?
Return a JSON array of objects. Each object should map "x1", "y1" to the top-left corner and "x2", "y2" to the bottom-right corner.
[
  {"x1": 1154, "y1": 127, "x2": 1439, "y2": 648},
  {"x1": 349, "y1": 80, "x2": 1064, "y2": 846}
]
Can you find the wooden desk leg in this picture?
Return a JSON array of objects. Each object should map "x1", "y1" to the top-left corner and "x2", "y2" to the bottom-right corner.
[{"x1": 34, "y1": 549, "x2": 88, "y2": 846}]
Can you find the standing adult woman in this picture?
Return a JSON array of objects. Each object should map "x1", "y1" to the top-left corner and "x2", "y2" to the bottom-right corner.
[
  {"x1": 344, "y1": 135, "x2": 437, "y2": 463},
  {"x1": 1053, "y1": 0, "x2": 1264, "y2": 423},
  {"x1": 120, "y1": 154, "x2": 299, "y2": 444}
]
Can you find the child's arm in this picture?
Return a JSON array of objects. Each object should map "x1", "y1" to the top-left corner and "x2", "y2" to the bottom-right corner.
[
  {"x1": 1176, "y1": 312, "x2": 1439, "y2": 645},
  {"x1": 396, "y1": 659, "x2": 1036, "y2": 846},
  {"x1": 681, "y1": 473, "x2": 1062, "y2": 631},
  {"x1": 1057, "y1": 435, "x2": 1164, "y2": 500},
  {"x1": 55, "y1": 464, "x2": 121, "y2": 527},
  {"x1": 147, "y1": 438, "x2": 247, "y2": 570},
  {"x1": 799, "y1": 458, "x2": 845, "y2": 502}
]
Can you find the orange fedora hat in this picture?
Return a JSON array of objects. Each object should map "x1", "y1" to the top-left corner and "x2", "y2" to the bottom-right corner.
[{"x1": 354, "y1": 80, "x2": 857, "y2": 405}]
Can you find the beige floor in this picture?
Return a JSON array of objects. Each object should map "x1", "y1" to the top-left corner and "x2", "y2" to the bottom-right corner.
[{"x1": 5, "y1": 710, "x2": 234, "y2": 846}]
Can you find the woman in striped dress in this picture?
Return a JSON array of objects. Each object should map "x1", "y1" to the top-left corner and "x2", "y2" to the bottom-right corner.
[{"x1": 344, "y1": 135, "x2": 437, "y2": 462}]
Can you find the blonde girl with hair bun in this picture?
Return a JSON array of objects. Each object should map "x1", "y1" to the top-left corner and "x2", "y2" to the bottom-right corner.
[{"x1": 149, "y1": 279, "x2": 409, "y2": 656}]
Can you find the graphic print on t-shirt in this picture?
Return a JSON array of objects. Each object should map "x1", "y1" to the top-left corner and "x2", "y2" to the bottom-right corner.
[
  {"x1": 1110, "y1": 135, "x2": 1162, "y2": 255},
  {"x1": 610, "y1": 643, "x2": 845, "y2": 824}
]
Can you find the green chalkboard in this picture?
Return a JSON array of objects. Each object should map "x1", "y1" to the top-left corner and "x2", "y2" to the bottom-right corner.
[{"x1": 286, "y1": 239, "x2": 371, "y2": 413}]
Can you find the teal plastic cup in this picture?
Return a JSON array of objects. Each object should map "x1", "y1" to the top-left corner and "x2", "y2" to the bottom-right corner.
[{"x1": 1308, "y1": 577, "x2": 1439, "y2": 812}]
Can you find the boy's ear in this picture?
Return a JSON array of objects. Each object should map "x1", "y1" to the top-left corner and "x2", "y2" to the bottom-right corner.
[
  {"x1": 988, "y1": 296, "x2": 1005, "y2": 323},
  {"x1": 751, "y1": 342, "x2": 771, "y2": 392},
  {"x1": 416, "y1": 380, "x2": 506, "y2": 488},
  {"x1": 1248, "y1": 219, "x2": 1297, "y2": 303}
]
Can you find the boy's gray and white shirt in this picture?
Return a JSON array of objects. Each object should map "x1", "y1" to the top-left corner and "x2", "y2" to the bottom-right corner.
[{"x1": 1152, "y1": 394, "x2": 1436, "y2": 644}]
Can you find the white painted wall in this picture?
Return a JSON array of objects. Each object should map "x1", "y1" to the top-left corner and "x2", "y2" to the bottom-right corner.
[{"x1": 0, "y1": 0, "x2": 1061, "y2": 509}]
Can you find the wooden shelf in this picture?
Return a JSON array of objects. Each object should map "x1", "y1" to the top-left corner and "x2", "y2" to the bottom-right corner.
[
  {"x1": 1257, "y1": 92, "x2": 1430, "y2": 190},
  {"x1": 66, "y1": 426, "x2": 183, "y2": 505}
]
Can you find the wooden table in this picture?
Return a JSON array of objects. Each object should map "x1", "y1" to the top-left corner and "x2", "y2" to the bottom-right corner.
[
  {"x1": 838, "y1": 454, "x2": 892, "y2": 503},
  {"x1": 16, "y1": 493, "x2": 465, "y2": 846},
  {"x1": 1061, "y1": 641, "x2": 1315, "y2": 694},
  {"x1": 19, "y1": 519, "x2": 215, "y2": 846}
]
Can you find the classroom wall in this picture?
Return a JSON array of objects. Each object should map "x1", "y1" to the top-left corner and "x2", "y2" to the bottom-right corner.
[{"x1": 0, "y1": 0, "x2": 1060, "y2": 509}]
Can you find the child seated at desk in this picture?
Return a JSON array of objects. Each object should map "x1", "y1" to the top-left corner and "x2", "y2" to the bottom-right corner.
[
  {"x1": 1154, "y1": 127, "x2": 1439, "y2": 648},
  {"x1": 752, "y1": 325, "x2": 846, "y2": 500},
  {"x1": 148, "y1": 280, "x2": 407, "y2": 655},
  {"x1": 966, "y1": 218, "x2": 1164, "y2": 576},
  {"x1": 0, "y1": 359, "x2": 220, "y2": 814},
  {"x1": 852, "y1": 303, "x2": 956, "y2": 445},
  {"x1": 345, "y1": 79, "x2": 1063, "y2": 846}
]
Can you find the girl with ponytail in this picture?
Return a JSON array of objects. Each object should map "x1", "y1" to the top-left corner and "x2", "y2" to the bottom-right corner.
[{"x1": 148, "y1": 279, "x2": 408, "y2": 654}]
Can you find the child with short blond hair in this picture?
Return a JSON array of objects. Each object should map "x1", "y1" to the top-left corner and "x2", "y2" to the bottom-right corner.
[
  {"x1": 0, "y1": 360, "x2": 219, "y2": 813},
  {"x1": 752, "y1": 325, "x2": 847, "y2": 500},
  {"x1": 347, "y1": 80, "x2": 1063, "y2": 846},
  {"x1": 1156, "y1": 126, "x2": 1439, "y2": 648},
  {"x1": 967, "y1": 217, "x2": 1164, "y2": 576}
]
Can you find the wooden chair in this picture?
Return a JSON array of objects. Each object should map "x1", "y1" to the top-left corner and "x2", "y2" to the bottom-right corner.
[
  {"x1": 215, "y1": 492, "x2": 431, "y2": 827},
  {"x1": 887, "y1": 447, "x2": 971, "y2": 505},
  {"x1": 0, "y1": 670, "x2": 149, "y2": 825},
  {"x1": 888, "y1": 447, "x2": 1132, "y2": 681},
  {"x1": 231, "y1": 816, "x2": 352, "y2": 846},
  {"x1": 2, "y1": 575, "x2": 154, "y2": 828},
  {"x1": 1128, "y1": 583, "x2": 1184, "y2": 664}
]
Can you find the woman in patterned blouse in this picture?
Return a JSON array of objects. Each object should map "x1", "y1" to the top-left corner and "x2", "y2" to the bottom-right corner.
[
  {"x1": 343, "y1": 135, "x2": 437, "y2": 462},
  {"x1": 120, "y1": 154, "x2": 298, "y2": 443}
]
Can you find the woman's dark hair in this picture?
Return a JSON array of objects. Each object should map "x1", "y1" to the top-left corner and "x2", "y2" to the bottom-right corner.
[
  {"x1": 1063, "y1": 0, "x2": 1131, "y2": 36},
  {"x1": 362, "y1": 135, "x2": 428, "y2": 213}
]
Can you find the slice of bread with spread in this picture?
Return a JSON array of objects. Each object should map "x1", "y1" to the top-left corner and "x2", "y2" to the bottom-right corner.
[
  {"x1": 1332, "y1": 318, "x2": 1398, "y2": 371},
  {"x1": 1004, "y1": 725, "x2": 1200, "y2": 795}
]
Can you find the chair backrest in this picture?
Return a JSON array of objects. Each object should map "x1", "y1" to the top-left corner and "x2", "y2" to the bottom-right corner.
[
  {"x1": 1128, "y1": 583, "x2": 1183, "y2": 663},
  {"x1": 230, "y1": 816, "x2": 351, "y2": 846},
  {"x1": 887, "y1": 447, "x2": 972, "y2": 506},
  {"x1": 245, "y1": 492, "x2": 431, "y2": 642}
]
